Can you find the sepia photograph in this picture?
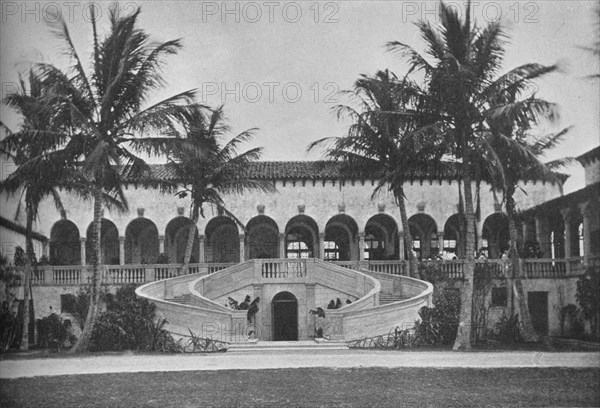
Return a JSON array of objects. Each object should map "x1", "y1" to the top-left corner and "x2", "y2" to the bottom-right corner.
[{"x1": 0, "y1": 1, "x2": 599, "y2": 407}]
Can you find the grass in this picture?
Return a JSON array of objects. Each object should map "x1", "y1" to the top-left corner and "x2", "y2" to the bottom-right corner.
[{"x1": 1, "y1": 367, "x2": 598, "y2": 407}]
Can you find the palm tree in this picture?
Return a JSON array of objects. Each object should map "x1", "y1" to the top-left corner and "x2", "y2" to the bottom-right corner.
[
  {"x1": 484, "y1": 126, "x2": 571, "y2": 342},
  {"x1": 36, "y1": 6, "x2": 196, "y2": 352},
  {"x1": 156, "y1": 105, "x2": 275, "y2": 274},
  {"x1": 0, "y1": 73, "x2": 83, "y2": 350},
  {"x1": 387, "y1": 0, "x2": 560, "y2": 349},
  {"x1": 309, "y1": 70, "x2": 442, "y2": 274}
]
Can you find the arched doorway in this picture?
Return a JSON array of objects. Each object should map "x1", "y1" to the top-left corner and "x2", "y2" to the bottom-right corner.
[
  {"x1": 50, "y1": 220, "x2": 80, "y2": 265},
  {"x1": 408, "y1": 213, "x2": 438, "y2": 260},
  {"x1": 247, "y1": 216, "x2": 279, "y2": 259},
  {"x1": 272, "y1": 291, "x2": 298, "y2": 341},
  {"x1": 165, "y1": 217, "x2": 199, "y2": 264},
  {"x1": 443, "y1": 213, "x2": 466, "y2": 259},
  {"x1": 86, "y1": 219, "x2": 119, "y2": 265},
  {"x1": 205, "y1": 217, "x2": 239, "y2": 263},
  {"x1": 482, "y1": 213, "x2": 509, "y2": 259},
  {"x1": 125, "y1": 218, "x2": 159, "y2": 264},
  {"x1": 325, "y1": 214, "x2": 358, "y2": 261},
  {"x1": 364, "y1": 214, "x2": 398, "y2": 260},
  {"x1": 285, "y1": 215, "x2": 318, "y2": 259}
]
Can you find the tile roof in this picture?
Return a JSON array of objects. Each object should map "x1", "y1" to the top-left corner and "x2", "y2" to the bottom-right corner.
[
  {"x1": 123, "y1": 161, "x2": 464, "y2": 182},
  {"x1": 122, "y1": 161, "x2": 568, "y2": 184}
]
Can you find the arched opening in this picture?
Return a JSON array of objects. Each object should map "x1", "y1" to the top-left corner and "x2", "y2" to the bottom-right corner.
[
  {"x1": 85, "y1": 219, "x2": 119, "y2": 265},
  {"x1": 566, "y1": 209, "x2": 583, "y2": 258},
  {"x1": 50, "y1": 220, "x2": 80, "y2": 265},
  {"x1": 325, "y1": 214, "x2": 359, "y2": 261},
  {"x1": 364, "y1": 214, "x2": 398, "y2": 260},
  {"x1": 443, "y1": 213, "x2": 466, "y2": 259},
  {"x1": 578, "y1": 223, "x2": 584, "y2": 257},
  {"x1": 547, "y1": 213, "x2": 565, "y2": 259},
  {"x1": 272, "y1": 291, "x2": 298, "y2": 341},
  {"x1": 482, "y1": 213, "x2": 510, "y2": 259},
  {"x1": 408, "y1": 214, "x2": 438, "y2": 260},
  {"x1": 125, "y1": 218, "x2": 159, "y2": 264},
  {"x1": 165, "y1": 217, "x2": 199, "y2": 264},
  {"x1": 285, "y1": 215, "x2": 318, "y2": 259},
  {"x1": 247, "y1": 215, "x2": 279, "y2": 259},
  {"x1": 205, "y1": 217, "x2": 239, "y2": 263}
]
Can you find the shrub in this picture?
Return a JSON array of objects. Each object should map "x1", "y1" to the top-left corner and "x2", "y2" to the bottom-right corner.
[
  {"x1": 493, "y1": 312, "x2": 521, "y2": 345},
  {"x1": 156, "y1": 253, "x2": 170, "y2": 264},
  {"x1": 413, "y1": 303, "x2": 459, "y2": 346},
  {"x1": 61, "y1": 288, "x2": 92, "y2": 330},
  {"x1": 90, "y1": 285, "x2": 180, "y2": 352},
  {"x1": 0, "y1": 302, "x2": 20, "y2": 352},
  {"x1": 37, "y1": 313, "x2": 74, "y2": 351},
  {"x1": 576, "y1": 271, "x2": 600, "y2": 338}
]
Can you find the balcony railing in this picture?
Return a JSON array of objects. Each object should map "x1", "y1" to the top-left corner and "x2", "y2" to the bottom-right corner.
[
  {"x1": 261, "y1": 259, "x2": 307, "y2": 278},
  {"x1": 6, "y1": 255, "x2": 596, "y2": 287}
]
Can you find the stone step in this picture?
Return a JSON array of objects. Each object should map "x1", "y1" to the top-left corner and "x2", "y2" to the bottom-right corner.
[
  {"x1": 228, "y1": 340, "x2": 349, "y2": 352},
  {"x1": 379, "y1": 293, "x2": 405, "y2": 305},
  {"x1": 166, "y1": 294, "x2": 191, "y2": 304}
]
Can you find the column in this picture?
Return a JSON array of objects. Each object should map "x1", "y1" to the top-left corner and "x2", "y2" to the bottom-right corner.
[
  {"x1": 579, "y1": 202, "x2": 591, "y2": 264},
  {"x1": 437, "y1": 232, "x2": 444, "y2": 255},
  {"x1": 158, "y1": 235, "x2": 165, "y2": 254},
  {"x1": 42, "y1": 240, "x2": 49, "y2": 258},
  {"x1": 119, "y1": 236, "x2": 125, "y2": 265},
  {"x1": 398, "y1": 231, "x2": 405, "y2": 260},
  {"x1": 560, "y1": 209, "x2": 571, "y2": 259},
  {"x1": 358, "y1": 232, "x2": 365, "y2": 261},
  {"x1": 238, "y1": 234, "x2": 245, "y2": 261},
  {"x1": 279, "y1": 233, "x2": 286, "y2": 259},
  {"x1": 198, "y1": 235, "x2": 206, "y2": 263},
  {"x1": 319, "y1": 232, "x2": 326, "y2": 259},
  {"x1": 79, "y1": 238, "x2": 86, "y2": 266}
]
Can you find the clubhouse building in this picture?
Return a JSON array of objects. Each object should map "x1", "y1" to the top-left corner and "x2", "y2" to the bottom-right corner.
[{"x1": 1, "y1": 147, "x2": 599, "y2": 343}]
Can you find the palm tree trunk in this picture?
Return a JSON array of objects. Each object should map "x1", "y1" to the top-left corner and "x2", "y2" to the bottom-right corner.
[
  {"x1": 453, "y1": 155, "x2": 475, "y2": 351},
  {"x1": 181, "y1": 203, "x2": 200, "y2": 275},
  {"x1": 20, "y1": 198, "x2": 34, "y2": 351},
  {"x1": 71, "y1": 189, "x2": 103, "y2": 353},
  {"x1": 506, "y1": 193, "x2": 539, "y2": 342},
  {"x1": 395, "y1": 187, "x2": 416, "y2": 277}
]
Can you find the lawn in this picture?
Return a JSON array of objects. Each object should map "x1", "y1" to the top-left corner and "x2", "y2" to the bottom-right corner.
[{"x1": 1, "y1": 367, "x2": 598, "y2": 407}]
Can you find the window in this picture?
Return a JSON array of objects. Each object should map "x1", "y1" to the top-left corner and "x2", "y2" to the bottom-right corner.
[
  {"x1": 491, "y1": 287, "x2": 507, "y2": 307},
  {"x1": 286, "y1": 240, "x2": 310, "y2": 259},
  {"x1": 324, "y1": 241, "x2": 339, "y2": 260},
  {"x1": 61, "y1": 294, "x2": 77, "y2": 314},
  {"x1": 364, "y1": 233, "x2": 384, "y2": 260}
]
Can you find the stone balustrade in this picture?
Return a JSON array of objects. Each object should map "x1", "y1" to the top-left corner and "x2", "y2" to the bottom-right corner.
[{"x1": 7, "y1": 257, "x2": 595, "y2": 291}]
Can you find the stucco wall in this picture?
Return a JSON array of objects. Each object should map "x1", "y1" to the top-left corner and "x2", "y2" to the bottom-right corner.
[
  {"x1": 0, "y1": 226, "x2": 44, "y2": 261},
  {"x1": 486, "y1": 277, "x2": 579, "y2": 337},
  {"x1": 584, "y1": 159, "x2": 600, "y2": 186},
  {"x1": 4, "y1": 177, "x2": 562, "y2": 244}
]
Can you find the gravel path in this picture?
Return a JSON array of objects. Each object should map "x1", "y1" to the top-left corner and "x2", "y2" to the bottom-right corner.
[{"x1": 2, "y1": 350, "x2": 599, "y2": 379}]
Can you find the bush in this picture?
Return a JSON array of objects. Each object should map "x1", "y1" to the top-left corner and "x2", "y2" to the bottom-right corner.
[
  {"x1": 90, "y1": 285, "x2": 180, "y2": 352},
  {"x1": 61, "y1": 288, "x2": 92, "y2": 330},
  {"x1": 156, "y1": 253, "x2": 170, "y2": 264},
  {"x1": 0, "y1": 301, "x2": 21, "y2": 352},
  {"x1": 493, "y1": 312, "x2": 521, "y2": 345},
  {"x1": 37, "y1": 313, "x2": 74, "y2": 351},
  {"x1": 413, "y1": 303, "x2": 459, "y2": 346},
  {"x1": 576, "y1": 271, "x2": 600, "y2": 338}
]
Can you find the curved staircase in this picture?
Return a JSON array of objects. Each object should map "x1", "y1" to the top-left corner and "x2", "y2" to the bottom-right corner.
[{"x1": 136, "y1": 258, "x2": 433, "y2": 345}]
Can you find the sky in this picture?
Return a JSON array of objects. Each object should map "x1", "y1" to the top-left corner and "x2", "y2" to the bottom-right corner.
[{"x1": 1, "y1": 0, "x2": 599, "y2": 193}]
